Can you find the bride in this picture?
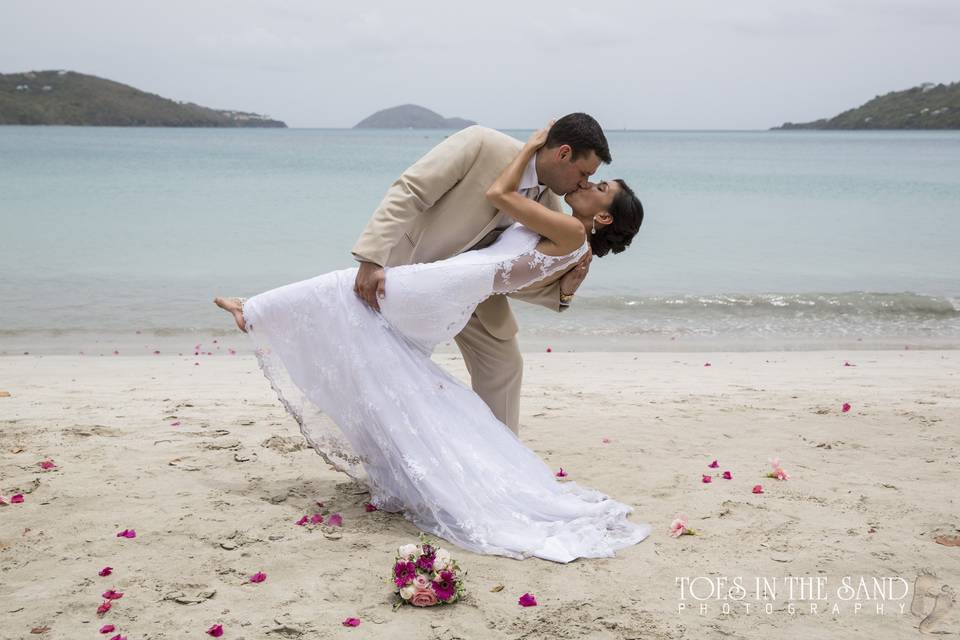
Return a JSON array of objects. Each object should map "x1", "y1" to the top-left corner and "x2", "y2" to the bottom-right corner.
[{"x1": 214, "y1": 124, "x2": 650, "y2": 563}]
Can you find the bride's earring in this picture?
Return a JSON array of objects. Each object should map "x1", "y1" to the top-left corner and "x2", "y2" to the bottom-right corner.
[{"x1": 591, "y1": 217, "x2": 597, "y2": 235}]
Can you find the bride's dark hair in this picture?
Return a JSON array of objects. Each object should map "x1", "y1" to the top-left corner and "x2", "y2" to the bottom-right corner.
[{"x1": 590, "y1": 179, "x2": 644, "y2": 257}]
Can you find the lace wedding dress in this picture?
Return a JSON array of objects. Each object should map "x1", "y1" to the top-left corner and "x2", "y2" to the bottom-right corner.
[{"x1": 241, "y1": 223, "x2": 651, "y2": 562}]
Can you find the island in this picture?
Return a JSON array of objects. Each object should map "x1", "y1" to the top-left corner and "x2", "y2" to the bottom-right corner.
[
  {"x1": 0, "y1": 70, "x2": 286, "y2": 127},
  {"x1": 773, "y1": 81, "x2": 959, "y2": 130},
  {"x1": 354, "y1": 104, "x2": 475, "y2": 129}
]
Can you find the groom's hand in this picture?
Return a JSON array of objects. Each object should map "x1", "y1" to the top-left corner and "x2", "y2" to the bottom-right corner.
[
  {"x1": 354, "y1": 261, "x2": 386, "y2": 312},
  {"x1": 558, "y1": 246, "x2": 593, "y2": 298}
]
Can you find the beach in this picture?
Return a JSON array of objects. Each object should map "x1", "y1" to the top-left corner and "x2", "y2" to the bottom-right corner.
[{"x1": 2, "y1": 349, "x2": 958, "y2": 639}]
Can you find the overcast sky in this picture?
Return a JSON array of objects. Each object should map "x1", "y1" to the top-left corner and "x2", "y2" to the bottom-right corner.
[{"x1": 3, "y1": 0, "x2": 958, "y2": 129}]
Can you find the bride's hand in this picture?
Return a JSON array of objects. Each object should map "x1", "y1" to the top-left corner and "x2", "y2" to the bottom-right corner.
[{"x1": 525, "y1": 119, "x2": 555, "y2": 149}]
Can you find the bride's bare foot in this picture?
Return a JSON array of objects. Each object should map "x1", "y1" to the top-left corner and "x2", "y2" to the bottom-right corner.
[{"x1": 213, "y1": 297, "x2": 248, "y2": 333}]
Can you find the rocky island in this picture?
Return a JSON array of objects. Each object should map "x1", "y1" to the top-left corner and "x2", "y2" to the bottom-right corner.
[
  {"x1": 0, "y1": 70, "x2": 286, "y2": 127},
  {"x1": 773, "y1": 81, "x2": 959, "y2": 130},
  {"x1": 354, "y1": 104, "x2": 475, "y2": 129}
]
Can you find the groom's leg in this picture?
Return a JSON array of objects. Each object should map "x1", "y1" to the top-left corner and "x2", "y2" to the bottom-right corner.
[{"x1": 454, "y1": 312, "x2": 523, "y2": 435}]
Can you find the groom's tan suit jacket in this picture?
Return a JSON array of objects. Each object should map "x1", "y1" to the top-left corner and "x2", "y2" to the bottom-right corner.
[{"x1": 351, "y1": 125, "x2": 569, "y2": 341}]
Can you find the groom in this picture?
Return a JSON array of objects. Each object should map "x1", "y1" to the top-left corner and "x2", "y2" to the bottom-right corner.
[{"x1": 352, "y1": 113, "x2": 611, "y2": 435}]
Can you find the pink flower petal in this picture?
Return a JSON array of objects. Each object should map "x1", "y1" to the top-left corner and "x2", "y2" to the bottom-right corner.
[
  {"x1": 295, "y1": 515, "x2": 309, "y2": 526},
  {"x1": 518, "y1": 592, "x2": 538, "y2": 607},
  {"x1": 364, "y1": 502, "x2": 377, "y2": 512},
  {"x1": 110, "y1": 635, "x2": 127, "y2": 640},
  {"x1": 250, "y1": 571, "x2": 267, "y2": 583},
  {"x1": 102, "y1": 589, "x2": 123, "y2": 600},
  {"x1": 170, "y1": 421, "x2": 181, "y2": 427},
  {"x1": 11, "y1": 494, "x2": 24, "y2": 503},
  {"x1": 555, "y1": 467, "x2": 568, "y2": 477},
  {"x1": 752, "y1": 484, "x2": 764, "y2": 494},
  {"x1": 722, "y1": 471, "x2": 732, "y2": 480},
  {"x1": 206, "y1": 623, "x2": 224, "y2": 637},
  {"x1": 38, "y1": 459, "x2": 56, "y2": 470},
  {"x1": 701, "y1": 475, "x2": 712, "y2": 484},
  {"x1": 99, "y1": 624, "x2": 115, "y2": 634},
  {"x1": 115, "y1": 529, "x2": 136, "y2": 538},
  {"x1": 546, "y1": 347, "x2": 552, "y2": 353},
  {"x1": 342, "y1": 617, "x2": 361, "y2": 627},
  {"x1": 843, "y1": 361, "x2": 856, "y2": 367},
  {"x1": 704, "y1": 362, "x2": 711, "y2": 367},
  {"x1": 309, "y1": 513, "x2": 323, "y2": 524},
  {"x1": 328, "y1": 513, "x2": 343, "y2": 527},
  {"x1": 315, "y1": 501, "x2": 325, "y2": 508},
  {"x1": 99, "y1": 566, "x2": 113, "y2": 577},
  {"x1": 602, "y1": 437, "x2": 612, "y2": 444},
  {"x1": 96, "y1": 600, "x2": 112, "y2": 616},
  {"x1": 708, "y1": 459, "x2": 719, "y2": 468},
  {"x1": 842, "y1": 402, "x2": 851, "y2": 413}
]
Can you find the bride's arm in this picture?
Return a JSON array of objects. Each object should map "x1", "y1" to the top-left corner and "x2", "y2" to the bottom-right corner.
[{"x1": 485, "y1": 126, "x2": 584, "y2": 253}]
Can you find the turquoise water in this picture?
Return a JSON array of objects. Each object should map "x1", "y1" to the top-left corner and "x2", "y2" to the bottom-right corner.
[{"x1": 1, "y1": 127, "x2": 958, "y2": 353}]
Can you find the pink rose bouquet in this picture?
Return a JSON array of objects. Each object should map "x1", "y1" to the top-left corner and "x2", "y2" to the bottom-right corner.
[{"x1": 391, "y1": 534, "x2": 465, "y2": 608}]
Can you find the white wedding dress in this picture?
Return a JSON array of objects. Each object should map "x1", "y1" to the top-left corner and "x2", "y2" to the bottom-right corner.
[{"x1": 241, "y1": 223, "x2": 651, "y2": 562}]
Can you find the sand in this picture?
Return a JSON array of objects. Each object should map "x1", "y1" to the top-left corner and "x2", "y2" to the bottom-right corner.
[{"x1": 1, "y1": 350, "x2": 959, "y2": 639}]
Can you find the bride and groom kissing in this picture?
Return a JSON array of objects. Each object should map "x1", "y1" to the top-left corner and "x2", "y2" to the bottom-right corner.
[{"x1": 214, "y1": 113, "x2": 649, "y2": 563}]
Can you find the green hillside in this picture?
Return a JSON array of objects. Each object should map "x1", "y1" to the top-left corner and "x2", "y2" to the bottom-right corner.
[
  {"x1": 0, "y1": 70, "x2": 286, "y2": 127},
  {"x1": 774, "y1": 82, "x2": 959, "y2": 130}
]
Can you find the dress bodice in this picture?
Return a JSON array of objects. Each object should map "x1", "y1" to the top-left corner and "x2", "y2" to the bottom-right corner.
[{"x1": 379, "y1": 223, "x2": 588, "y2": 352}]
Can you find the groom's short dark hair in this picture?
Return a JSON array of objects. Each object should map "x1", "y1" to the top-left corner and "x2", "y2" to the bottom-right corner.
[{"x1": 544, "y1": 113, "x2": 611, "y2": 164}]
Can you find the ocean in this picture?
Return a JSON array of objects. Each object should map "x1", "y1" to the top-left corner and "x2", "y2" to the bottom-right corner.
[{"x1": 1, "y1": 127, "x2": 958, "y2": 354}]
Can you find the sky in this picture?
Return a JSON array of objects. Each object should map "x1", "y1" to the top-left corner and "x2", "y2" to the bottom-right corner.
[{"x1": 3, "y1": 0, "x2": 959, "y2": 129}]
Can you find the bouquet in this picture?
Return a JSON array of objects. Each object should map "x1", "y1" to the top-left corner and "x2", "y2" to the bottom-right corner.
[{"x1": 391, "y1": 534, "x2": 466, "y2": 608}]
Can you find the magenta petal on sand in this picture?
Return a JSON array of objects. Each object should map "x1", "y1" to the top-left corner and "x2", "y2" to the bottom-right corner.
[
  {"x1": 708, "y1": 459, "x2": 719, "y2": 468},
  {"x1": 701, "y1": 475, "x2": 712, "y2": 484},
  {"x1": 99, "y1": 624, "x2": 115, "y2": 633},
  {"x1": 116, "y1": 529, "x2": 136, "y2": 538},
  {"x1": 96, "y1": 601, "x2": 112, "y2": 616},
  {"x1": 39, "y1": 459, "x2": 56, "y2": 470},
  {"x1": 722, "y1": 471, "x2": 733, "y2": 480},
  {"x1": 555, "y1": 467, "x2": 568, "y2": 477},
  {"x1": 342, "y1": 617, "x2": 361, "y2": 627},
  {"x1": 99, "y1": 566, "x2": 113, "y2": 577},
  {"x1": 704, "y1": 362, "x2": 712, "y2": 367},
  {"x1": 250, "y1": 571, "x2": 267, "y2": 583},
  {"x1": 170, "y1": 421, "x2": 181, "y2": 426},
  {"x1": 328, "y1": 513, "x2": 343, "y2": 527},
  {"x1": 295, "y1": 515, "x2": 309, "y2": 526},
  {"x1": 518, "y1": 592, "x2": 538, "y2": 607},
  {"x1": 11, "y1": 494, "x2": 24, "y2": 503},
  {"x1": 102, "y1": 589, "x2": 124, "y2": 600},
  {"x1": 309, "y1": 513, "x2": 323, "y2": 524},
  {"x1": 842, "y1": 402, "x2": 851, "y2": 413},
  {"x1": 364, "y1": 502, "x2": 377, "y2": 512},
  {"x1": 752, "y1": 484, "x2": 764, "y2": 494},
  {"x1": 206, "y1": 623, "x2": 224, "y2": 637}
]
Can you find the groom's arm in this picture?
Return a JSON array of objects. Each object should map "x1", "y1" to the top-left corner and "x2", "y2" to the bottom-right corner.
[{"x1": 352, "y1": 125, "x2": 486, "y2": 267}]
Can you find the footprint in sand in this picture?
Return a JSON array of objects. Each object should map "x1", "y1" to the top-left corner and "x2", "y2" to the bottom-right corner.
[
  {"x1": 919, "y1": 585, "x2": 957, "y2": 634},
  {"x1": 912, "y1": 570, "x2": 941, "y2": 617}
]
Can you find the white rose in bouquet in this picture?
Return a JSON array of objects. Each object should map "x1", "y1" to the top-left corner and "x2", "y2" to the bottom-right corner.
[
  {"x1": 397, "y1": 543, "x2": 419, "y2": 559},
  {"x1": 433, "y1": 548, "x2": 451, "y2": 571},
  {"x1": 399, "y1": 583, "x2": 417, "y2": 600}
]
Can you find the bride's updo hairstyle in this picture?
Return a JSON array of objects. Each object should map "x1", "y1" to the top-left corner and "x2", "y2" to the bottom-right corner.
[{"x1": 591, "y1": 179, "x2": 644, "y2": 257}]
